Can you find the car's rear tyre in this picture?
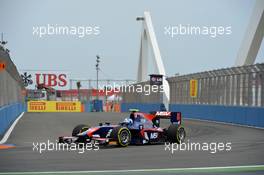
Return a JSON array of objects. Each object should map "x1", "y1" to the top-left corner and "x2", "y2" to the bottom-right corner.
[
  {"x1": 72, "y1": 124, "x2": 89, "y2": 137},
  {"x1": 110, "y1": 127, "x2": 131, "y2": 147},
  {"x1": 167, "y1": 124, "x2": 186, "y2": 144}
]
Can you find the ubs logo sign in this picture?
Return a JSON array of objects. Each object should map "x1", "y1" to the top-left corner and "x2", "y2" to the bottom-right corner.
[
  {"x1": 20, "y1": 71, "x2": 69, "y2": 89},
  {"x1": 35, "y1": 73, "x2": 67, "y2": 87}
]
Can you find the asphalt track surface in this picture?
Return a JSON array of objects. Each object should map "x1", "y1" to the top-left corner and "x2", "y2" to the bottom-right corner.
[{"x1": 0, "y1": 112, "x2": 264, "y2": 175}]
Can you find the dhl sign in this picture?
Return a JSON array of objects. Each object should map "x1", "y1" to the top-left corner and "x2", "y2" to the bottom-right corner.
[{"x1": 28, "y1": 101, "x2": 82, "y2": 112}]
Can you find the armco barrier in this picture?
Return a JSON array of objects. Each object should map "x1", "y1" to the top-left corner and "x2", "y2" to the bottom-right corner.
[
  {"x1": 121, "y1": 103, "x2": 164, "y2": 112},
  {"x1": 0, "y1": 103, "x2": 25, "y2": 139},
  {"x1": 169, "y1": 104, "x2": 264, "y2": 128}
]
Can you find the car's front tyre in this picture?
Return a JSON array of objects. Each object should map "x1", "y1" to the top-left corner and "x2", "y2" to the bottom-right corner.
[{"x1": 110, "y1": 127, "x2": 131, "y2": 147}]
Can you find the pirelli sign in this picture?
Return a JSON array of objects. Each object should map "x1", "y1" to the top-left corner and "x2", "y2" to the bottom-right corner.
[{"x1": 27, "y1": 101, "x2": 82, "y2": 112}]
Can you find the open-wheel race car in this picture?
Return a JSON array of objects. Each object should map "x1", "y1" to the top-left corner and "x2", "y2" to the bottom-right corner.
[{"x1": 59, "y1": 110, "x2": 186, "y2": 147}]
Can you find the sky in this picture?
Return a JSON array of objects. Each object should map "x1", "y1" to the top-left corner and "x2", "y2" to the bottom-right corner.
[{"x1": 0, "y1": 0, "x2": 263, "y2": 81}]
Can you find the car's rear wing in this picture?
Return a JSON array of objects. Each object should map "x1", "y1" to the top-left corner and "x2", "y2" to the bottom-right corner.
[{"x1": 150, "y1": 111, "x2": 182, "y2": 126}]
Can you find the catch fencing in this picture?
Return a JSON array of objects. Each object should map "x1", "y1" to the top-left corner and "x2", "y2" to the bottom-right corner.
[{"x1": 167, "y1": 63, "x2": 264, "y2": 107}]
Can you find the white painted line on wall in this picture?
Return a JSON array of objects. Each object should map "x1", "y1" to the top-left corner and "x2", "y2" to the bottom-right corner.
[{"x1": 0, "y1": 112, "x2": 25, "y2": 144}]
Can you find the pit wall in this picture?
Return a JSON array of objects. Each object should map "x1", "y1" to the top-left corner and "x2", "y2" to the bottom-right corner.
[
  {"x1": 0, "y1": 103, "x2": 25, "y2": 139},
  {"x1": 169, "y1": 104, "x2": 264, "y2": 128}
]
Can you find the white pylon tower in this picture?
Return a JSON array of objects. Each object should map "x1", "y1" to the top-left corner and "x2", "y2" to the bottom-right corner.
[
  {"x1": 136, "y1": 11, "x2": 170, "y2": 110},
  {"x1": 235, "y1": 0, "x2": 264, "y2": 66}
]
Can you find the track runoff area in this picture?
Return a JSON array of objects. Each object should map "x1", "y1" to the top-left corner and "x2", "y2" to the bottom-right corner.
[{"x1": 0, "y1": 112, "x2": 263, "y2": 175}]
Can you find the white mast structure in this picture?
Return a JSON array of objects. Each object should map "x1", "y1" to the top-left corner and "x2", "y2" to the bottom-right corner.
[
  {"x1": 136, "y1": 11, "x2": 170, "y2": 110},
  {"x1": 235, "y1": 0, "x2": 264, "y2": 66}
]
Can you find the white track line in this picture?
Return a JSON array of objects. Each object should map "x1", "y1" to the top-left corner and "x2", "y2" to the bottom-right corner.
[
  {"x1": 0, "y1": 165, "x2": 263, "y2": 174},
  {"x1": 0, "y1": 112, "x2": 25, "y2": 144},
  {"x1": 186, "y1": 117, "x2": 264, "y2": 130}
]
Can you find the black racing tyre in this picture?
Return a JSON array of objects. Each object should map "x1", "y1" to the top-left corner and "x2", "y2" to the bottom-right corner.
[
  {"x1": 72, "y1": 124, "x2": 89, "y2": 137},
  {"x1": 110, "y1": 127, "x2": 131, "y2": 147},
  {"x1": 167, "y1": 124, "x2": 186, "y2": 144}
]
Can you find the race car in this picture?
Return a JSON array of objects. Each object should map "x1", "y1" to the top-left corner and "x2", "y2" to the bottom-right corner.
[{"x1": 58, "y1": 110, "x2": 186, "y2": 147}]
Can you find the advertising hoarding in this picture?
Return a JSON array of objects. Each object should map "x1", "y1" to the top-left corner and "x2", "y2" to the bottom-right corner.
[
  {"x1": 20, "y1": 70, "x2": 69, "y2": 90},
  {"x1": 27, "y1": 101, "x2": 82, "y2": 112}
]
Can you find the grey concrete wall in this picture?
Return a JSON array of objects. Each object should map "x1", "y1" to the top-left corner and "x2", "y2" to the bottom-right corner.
[{"x1": 0, "y1": 46, "x2": 24, "y2": 107}]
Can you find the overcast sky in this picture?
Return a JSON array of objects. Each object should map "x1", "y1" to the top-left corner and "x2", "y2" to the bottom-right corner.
[{"x1": 0, "y1": 0, "x2": 263, "y2": 80}]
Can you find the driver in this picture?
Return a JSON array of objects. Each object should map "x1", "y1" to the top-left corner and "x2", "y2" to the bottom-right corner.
[
  {"x1": 129, "y1": 111, "x2": 139, "y2": 122},
  {"x1": 122, "y1": 111, "x2": 136, "y2": 127},
  {"x1": 130, "y1": 111, "x2": 136, "y2": 122}
]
